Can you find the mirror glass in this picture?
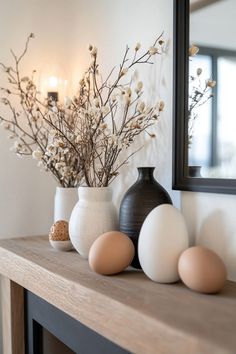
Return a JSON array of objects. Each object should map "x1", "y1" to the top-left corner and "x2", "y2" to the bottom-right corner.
[{"x1": 189, "y1": 0, "x2": 236, "y2": 178}]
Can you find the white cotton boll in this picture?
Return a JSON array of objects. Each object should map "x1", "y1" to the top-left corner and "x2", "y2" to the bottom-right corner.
[
  {"x1": 21, "y1": 76, "x2": 30, "y2": 82},
  {"x1": 49, "y1": 129, "x2": 57, "y2": 137},
  {"x1": 121, "y1": 68, "x2": 128, "y2": 76},
  {"x1": 189, "y1": 45, "x2": 199, "y2": 57},
  {"x1": 206, "y1": 80, "x2": 216, "y2": 88},
  {"x1": 32, "y1": 150, "x2": 43, "y2": 160},
  {"x1": 52, "y1": 106, "x2": 58, "y2": 113},
  {"x1": 132, "y1": 70, "x2": 139, "y2": 81},
  {"x1": 137, "y1": 101, "x2": 145, "y2": 113},
  {"x1": 126, "y1": 87, "x2": 132, "y2": 97},
  {"x1": 101, "y1": 106, "x2": 110, "y2": 115},
  {"x1": 135, "y1": 42, "x2": 141, "y2": 51},
  {"x1": 197, "y1": 68, "x2": 202, "y2": 76},
  {"x1": 93, "y1": 98, "x2": 100, "y2": 107},
  {"x1": 91, "y1": 47, "x2": 97, "y2": 56},
  {"x1": 112, "y1": 94, "x2": 117, "y2": 103},
  {"x1": 0, "y1": 98, "x2": 8, "y2": 105},
  {"x1": 14, "y1": 141, "x2": 21, "y2": 149},
  {"x1": 8, "y1": 134, "x2": 16, "y2": 140},
  {"x1": 135, "y1": 81, "x2": 143, "y2": 93},
  {"x1": 64, "y1": 96, "x2": 72, "y2": 108},
  {"x1": 3, "y1": 122, "x2": 11, "y2": 129},
  {"x1": 149, "y1": 46, "x2": 158, "y2": 55},
  {"x1": 124, "y1": 95, "x2": 131, "y2": 105},
  {"x1": 159, "y1": 101, "x2": 165, "y2": 111}
]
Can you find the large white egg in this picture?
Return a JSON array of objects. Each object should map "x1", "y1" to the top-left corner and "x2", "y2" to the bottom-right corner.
[{"x1": 138, "y1": 204, "x2": 189, "y2": 283}]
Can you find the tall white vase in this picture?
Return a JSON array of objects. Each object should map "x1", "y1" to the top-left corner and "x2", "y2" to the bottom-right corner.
[
  {"x1": 54, "y1": 187, "x2": 78, "y2": 222},
  {"x1": 69, "y1": 187, "x2": 118, "y2": 258}
]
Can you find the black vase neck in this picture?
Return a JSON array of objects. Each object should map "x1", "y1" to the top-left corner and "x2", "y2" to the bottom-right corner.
[{"x1": 137, "y1": 167, "x2": 155, "y2": 182}]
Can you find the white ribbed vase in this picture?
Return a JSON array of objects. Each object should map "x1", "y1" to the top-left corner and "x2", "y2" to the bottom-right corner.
[
  {"x1": 54, "y1": 187, "x2": 78, "y2": 222},
  {"x1": 69, "y1": 187, "x2": 118, "y2": 258}
]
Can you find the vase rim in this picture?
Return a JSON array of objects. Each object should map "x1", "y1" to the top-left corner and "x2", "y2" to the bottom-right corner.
[
  {"x1": 56, "y1": 186, "x2": 78, "y2": 189},
  {"x1": 78, "y1": 186, "x2": 112, "y2": 201},
  {"x1": 78, "y1": 186, "x2": 110, "y2": 190},
  {"x1": 137, "y1": 166, "x2": 155, "y2": 169}
]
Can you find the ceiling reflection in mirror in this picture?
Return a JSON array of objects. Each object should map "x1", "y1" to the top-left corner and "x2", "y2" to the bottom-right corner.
[{"x1": 189, "y1": 0, "x2": 236, "y2": 178}]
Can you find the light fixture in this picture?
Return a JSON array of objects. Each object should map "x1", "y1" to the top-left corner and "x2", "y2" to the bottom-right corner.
[
  {"x1": 38, "y1": 62, "x2": 69, "y2": 103},
  {"x1": 47, "y1": 75, "x2": 59, "y2": 102}
]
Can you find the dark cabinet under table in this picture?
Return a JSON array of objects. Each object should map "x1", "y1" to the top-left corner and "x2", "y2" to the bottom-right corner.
[{"x1": 25, "y1": 290, "x2": 129, "y2": 354}]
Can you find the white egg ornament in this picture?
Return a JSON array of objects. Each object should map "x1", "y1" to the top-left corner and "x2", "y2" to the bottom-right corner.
[{"x1": 138, "y1": 204, "x2": 189, "y2": 283}]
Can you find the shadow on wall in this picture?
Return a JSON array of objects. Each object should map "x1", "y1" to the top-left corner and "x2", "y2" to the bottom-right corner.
[
  {"x1": 196, "y1": 210, "x2": 228, "y2": 258},
  {"x1": 196, "y1": 210, "x2": 236, "y2": 281},
  {"x1": 181, "y1": 194, "x2": 198, "y2": 247}
]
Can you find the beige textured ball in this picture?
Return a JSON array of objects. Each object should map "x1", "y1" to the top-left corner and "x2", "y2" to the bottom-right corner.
[{"x1": 49, "y1": 220, "x2": 70, "y2": 241}]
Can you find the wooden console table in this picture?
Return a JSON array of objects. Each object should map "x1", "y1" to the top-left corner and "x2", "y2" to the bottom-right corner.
[{"x1": 0, "y1": 236, "x2": 236, "y2": 354}]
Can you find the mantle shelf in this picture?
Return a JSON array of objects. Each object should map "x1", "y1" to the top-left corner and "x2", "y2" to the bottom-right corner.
[{"x1": 0, "y1": 235, "x2": 236, "y2": 354}]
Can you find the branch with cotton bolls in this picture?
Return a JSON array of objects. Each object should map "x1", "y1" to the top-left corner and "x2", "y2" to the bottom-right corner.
[
  {"x1": 0, "y1": 33, "x2": 84, "y2": 188},
  {"x1": 71, "y1": 32, "x2": 165, "y2": 187},
  {"x1": 188, "y1": 44, "x2": 216, "y2": 146},
  {"x1": 0, "y1": 32, "x2": 165, "y2": 188}
]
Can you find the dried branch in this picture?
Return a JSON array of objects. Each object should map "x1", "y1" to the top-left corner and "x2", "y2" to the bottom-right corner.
[{"x1": 0, "y1": 33, "x2": 165, "y2": 187}]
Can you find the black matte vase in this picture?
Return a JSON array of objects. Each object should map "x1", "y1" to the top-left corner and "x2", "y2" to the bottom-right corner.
[{"x1": 119, "y1": 167, "x2": 172, "y2": 269}]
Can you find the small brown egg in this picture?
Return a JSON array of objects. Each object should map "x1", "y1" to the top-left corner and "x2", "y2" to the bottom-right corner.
[
  {"x1": 49, "y1": 220, "x2": 70, "y2": 241},
  {"x1": 178, "y1": 246, "x2": 227, "y2": 294},
  {"x1": 89, "y1": 231, "x2": 135, "y2": 275},
  {"x1": 49, "y1": 220, "x2": 73, "y2": 252}
]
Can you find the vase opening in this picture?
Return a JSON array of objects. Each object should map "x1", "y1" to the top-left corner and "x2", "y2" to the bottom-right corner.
[
  {"x1": 78, "y1": 186, "x2": 112, "y2": 202},
  {"x1": 137, "y1": 167, "x2": 155, "y2": 182}
]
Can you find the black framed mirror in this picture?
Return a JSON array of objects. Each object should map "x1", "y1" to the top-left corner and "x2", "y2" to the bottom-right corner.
[{"x1": 173, "y1": 0, "x2": 236, "y2": 194}]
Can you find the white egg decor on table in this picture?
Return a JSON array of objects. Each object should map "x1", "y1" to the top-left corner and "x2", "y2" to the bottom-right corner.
[{"x1": 138, "y1": 204, "x2": 189, "y2": 283}]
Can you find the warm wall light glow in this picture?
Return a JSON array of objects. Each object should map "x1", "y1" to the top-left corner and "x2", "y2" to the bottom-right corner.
[{"x1": 48, "y1": 76, "x2": 59, "y2": 89}]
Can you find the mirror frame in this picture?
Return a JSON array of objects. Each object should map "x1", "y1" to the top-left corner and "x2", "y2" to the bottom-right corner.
[{"x1": 173, "y1": 0, "x2": 236, "y2": 194}]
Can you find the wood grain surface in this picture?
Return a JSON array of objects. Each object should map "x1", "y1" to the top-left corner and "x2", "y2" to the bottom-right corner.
[
  {"x1": 0, "y1": 236, "x2": 235, "y2": 354},
  {"x1": 1, "y1": 277, "x2": 25, "y2": 354}
]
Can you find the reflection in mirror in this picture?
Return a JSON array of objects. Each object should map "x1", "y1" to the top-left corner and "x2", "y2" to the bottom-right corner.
[{"x1": 189, "y1": 0, "x2": 236, "y2": 178}]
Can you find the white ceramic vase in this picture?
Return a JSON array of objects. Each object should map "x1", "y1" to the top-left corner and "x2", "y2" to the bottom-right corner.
[
  {"x1": 54, "y1": 187, "x2": 78, "y2": 222},
  {"x1": 69, "y1": 187, "x2": 118, "y2": 258}
]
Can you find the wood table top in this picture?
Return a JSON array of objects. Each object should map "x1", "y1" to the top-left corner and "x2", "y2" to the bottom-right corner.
[{"x1": 0, "y1": 235, "x2": 235, "y2": 354}]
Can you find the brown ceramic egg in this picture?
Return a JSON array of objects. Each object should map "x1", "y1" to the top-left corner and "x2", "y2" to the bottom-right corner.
[
  {"x1": 178, "y1": 246, "x2": 227, "y2": 294},
  {"x1": 89, "y1": 231, "x2": 135, "y2": 275}
]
